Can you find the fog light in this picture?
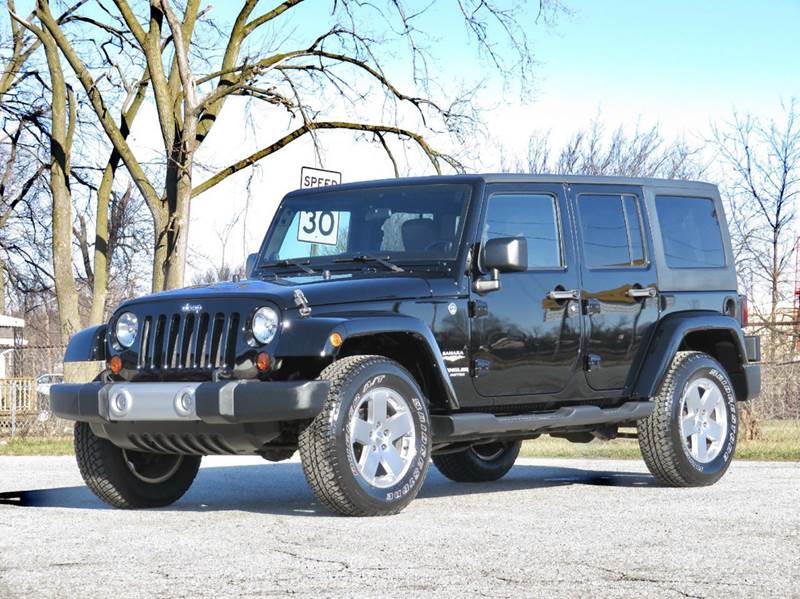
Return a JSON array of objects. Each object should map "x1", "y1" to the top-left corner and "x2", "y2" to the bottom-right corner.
[
  {"x1": 109, "y1": 389, "x2": 131, "y2": 418},
  {"x1": 174, "y1": 388, "x2": 195, "y2": 417}
]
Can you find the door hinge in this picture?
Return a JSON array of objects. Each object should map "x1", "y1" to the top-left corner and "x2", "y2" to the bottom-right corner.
[
  {"x1": 585, "y1": 353, "x2": 602, "y2": 371},
  {"x1": 468, "y1": 300, "x2": 488, "y2": 318},
  {"x1": 471, "y1": 358, "x2": 491, "y2": 377},
  {"x1": 584, "y1": 298, "x2": 601, "y2": 315}
]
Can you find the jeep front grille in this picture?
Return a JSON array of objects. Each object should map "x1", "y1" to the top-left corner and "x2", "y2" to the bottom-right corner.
[{"x1": 137, "y1": 311, "x2": 240, "y2": 370}]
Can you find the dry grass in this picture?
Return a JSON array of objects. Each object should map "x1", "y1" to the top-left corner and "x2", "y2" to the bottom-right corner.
[
  {"x1": 1, "y1": 422, "x2": 797, "y2": 460},
  {"x1": 0, "y1": 436, "x2": 73, "y2": 456},
  {"x1": 520, "y1": 420, "x2": 800, "y2": 461}
]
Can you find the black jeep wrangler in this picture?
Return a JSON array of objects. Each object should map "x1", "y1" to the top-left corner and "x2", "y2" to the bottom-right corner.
[{"x1": 52, "y1": 175, "x2": 761, "y2": 516}]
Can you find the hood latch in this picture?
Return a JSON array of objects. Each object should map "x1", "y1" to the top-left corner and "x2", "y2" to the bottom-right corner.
[{"x1": 293, "y1": 289, "x2": 312, "y2": 318}]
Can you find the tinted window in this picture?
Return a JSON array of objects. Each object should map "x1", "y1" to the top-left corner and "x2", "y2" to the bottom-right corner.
[
  {"x1": 578, "y1": 194, "x2": 647, "y2": 268},
  {"x1": 483, "y1": 194, "x2": 561, "y2": 268},
  {"x1": 262, "y1": 185, "x2": 470, "y2": 264},
  {"x1": 656, "y1": 196, "x2": 725, "y2": 268}
]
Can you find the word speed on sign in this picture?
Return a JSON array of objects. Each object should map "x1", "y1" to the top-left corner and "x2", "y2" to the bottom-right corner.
[{"x1": 300, "y1": 166, "x2": 342, "y2": 189}]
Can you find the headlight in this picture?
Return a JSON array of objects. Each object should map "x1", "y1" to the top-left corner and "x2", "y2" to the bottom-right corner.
[
  {"x1": 115, "y1": 312, "x2": 138, "y2": 348},
  {"x1": 252, "y1": 306, "x2": 279, "y2": 344}
]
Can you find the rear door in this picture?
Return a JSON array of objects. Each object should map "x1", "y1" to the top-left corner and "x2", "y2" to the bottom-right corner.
[
  {"x1": 470, "y1": 183, "x2": 582, "y2": 398},
  {"x1": 569, "y1": 184, "x2": 660, "y2": 391}
]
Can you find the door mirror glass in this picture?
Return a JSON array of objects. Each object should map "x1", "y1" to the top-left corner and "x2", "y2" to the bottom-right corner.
[
  {"x1": 245, "y1": 252, "x2": 258, "y2": 278},
  {"x1": 483, "y1": 236, "x2": 528, "y2": 272}
]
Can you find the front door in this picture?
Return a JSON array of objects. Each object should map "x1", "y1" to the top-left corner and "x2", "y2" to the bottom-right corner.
[
  {"x1": 569, "y1": 184, "x2": 660, "y2": 391},
  {"x1": 471, "y1": 183, "x2": 582, "y2": 398}
]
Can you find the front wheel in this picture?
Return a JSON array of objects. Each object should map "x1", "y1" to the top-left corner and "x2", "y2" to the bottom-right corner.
[
  {"x1": 433, "y1": 440, "x2": 521, "y2": 482},
  {"x1": 74, "y1": 422, "x2": 201, "y2": 508},
  {"x1": 638, "y1": 351, "x2": 738, "y2": 487},
  {"x1": 299, "y1": 356, "x2": 431, "y2": 516}
]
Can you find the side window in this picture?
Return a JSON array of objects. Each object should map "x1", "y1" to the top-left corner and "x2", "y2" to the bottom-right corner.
[
  {"x1": 656, "y1": 196, "x2": 725, "y2": 268},
  {"x1": 578, "y1": 194, "x2": 647, "y2": 268},
  {"x1": 483, "y1": 194, "x2": 562, "y2": 269}
]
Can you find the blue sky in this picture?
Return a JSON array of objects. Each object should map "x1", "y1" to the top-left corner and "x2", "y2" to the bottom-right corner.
[
  {"x1": 182, "y1": 0, "x2": 800, "y2": 273},
  {"x1": 527, "y1": 0, "x2": 799, "y2": 118}
]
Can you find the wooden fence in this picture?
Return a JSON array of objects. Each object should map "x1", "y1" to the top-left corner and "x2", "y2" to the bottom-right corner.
[{"x1": 0, "y1": 377, "x2": 37, "y2": 436}]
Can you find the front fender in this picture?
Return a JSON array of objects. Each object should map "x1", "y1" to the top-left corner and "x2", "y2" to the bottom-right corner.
[
  {"x1": 64, "y1": 325, "x2": 107, "y2": 362},
  {"x1": 274, "y1": 312, "x2": 459, "y2": 409},
  {"x1": 630, "y1": 312, "x2": 749, "y2": 400}
]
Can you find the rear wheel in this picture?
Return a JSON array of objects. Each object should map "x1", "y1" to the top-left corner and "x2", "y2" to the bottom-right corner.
[
  {"x1": 433, "y1": 440, "x2": 522, "y2": 482},
  {"x1": 638, "y1": 351, "x2": 738, "y2": 487},
  {"x1": 74, "y1": 422, "x2": 201, "y2": 508}
]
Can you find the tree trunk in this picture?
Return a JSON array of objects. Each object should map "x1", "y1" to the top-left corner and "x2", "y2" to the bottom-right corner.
[
  {"x1": 41, "y1": 29, "x2": 81, "y2": 346},
  {"x1": 0, "y1": 258, "x2": 6, "y2": 314},
  {"x1": 160, "y1": 127, "x2": 195, "y2": 290},
  {"x1": 88, "y1": 164, "x2": 113, "y2": 326},
  {"x1": 769, "y1": 227, "x2": 780, "y2": 361}
]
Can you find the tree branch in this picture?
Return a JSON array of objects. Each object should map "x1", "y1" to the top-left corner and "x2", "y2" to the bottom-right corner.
[{"x1": 192, "y1": 120, "x2": 462, "y2": 197}]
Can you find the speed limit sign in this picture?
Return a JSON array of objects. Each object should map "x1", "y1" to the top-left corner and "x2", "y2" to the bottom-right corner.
[{"x1": 297, "y1": 210, "x2": 340, "y2": 245}]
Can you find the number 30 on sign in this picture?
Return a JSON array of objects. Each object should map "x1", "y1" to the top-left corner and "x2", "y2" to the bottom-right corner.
[{"x1": 297, "y1": 210, "x2": 339, "y2": 245}]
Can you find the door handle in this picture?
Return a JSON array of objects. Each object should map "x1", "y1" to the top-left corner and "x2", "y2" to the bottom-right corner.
[
  {"x1": 626, "y1": 287, "x2": 658, "y2": 299},
  {"x1": 548, "y1": 289, "x2": 580, "y2": 301}
]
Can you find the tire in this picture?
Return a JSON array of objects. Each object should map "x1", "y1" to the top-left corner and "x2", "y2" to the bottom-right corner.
[
  {"x1": 638, "y1": 351, "x2": 738, "y2": 487},
  {"x1": 74, "y1": 422, "x2": 201, "y2": 508},
  {"x1": 299, "y1": 355, "x2": 432, "y2": 516},
  {"x1": 433, "y1": 440, "x2": 521, "y2": 482}
]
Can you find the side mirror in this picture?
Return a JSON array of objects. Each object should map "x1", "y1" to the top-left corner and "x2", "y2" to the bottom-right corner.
[
  {"x1": 245, "y1": 253, "x2": 258, "y2": 278},
  {"x1": 474, "y1": 237, "x2": 527, "y2": 293}
]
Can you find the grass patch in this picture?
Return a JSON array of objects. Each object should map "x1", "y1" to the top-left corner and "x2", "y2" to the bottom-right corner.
[
  {"x1": 0, "y1": 436, "x2": 74, "y2": 456},
  {"x1": 1, "y1": 422, "x2": 798, "y2": 460},
  {"x1": 520, "y1": 419, "x2": 800, "y2": 461}
]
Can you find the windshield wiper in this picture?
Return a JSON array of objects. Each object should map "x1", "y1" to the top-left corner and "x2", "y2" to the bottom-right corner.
[
  {"x1": 335, "y1": 255, "x2": 405, "y2": 273},
  {"x1": 258, "y1": 259, "x2": 317, "y2": 275}
]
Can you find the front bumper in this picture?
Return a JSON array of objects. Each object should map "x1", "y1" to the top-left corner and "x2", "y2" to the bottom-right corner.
[{"x1": 50, "y1": 380, "x2": 329, "y2": 424}]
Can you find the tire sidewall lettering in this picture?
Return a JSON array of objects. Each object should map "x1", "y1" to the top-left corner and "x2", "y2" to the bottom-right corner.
[
  {"x1": 674, "y1": 359, "x2": 737, "y2": 476},
  {"x1": 336, "y1": 364, "x2": 430, "y2": 506}
]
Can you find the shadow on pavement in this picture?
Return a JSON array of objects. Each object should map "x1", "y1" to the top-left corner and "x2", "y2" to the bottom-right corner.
[{"x1": 0, "y1": 462, "x2": 658, "y2": 514}]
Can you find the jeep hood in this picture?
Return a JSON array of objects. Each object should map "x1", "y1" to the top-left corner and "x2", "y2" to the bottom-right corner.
[{"x1": 115, "y1": 273, "x2": 433, "y2": 313}]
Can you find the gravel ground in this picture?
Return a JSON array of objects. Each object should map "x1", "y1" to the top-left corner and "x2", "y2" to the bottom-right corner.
[{"x1": 0, "y1": 455, "x2": 798, "y2": 598}]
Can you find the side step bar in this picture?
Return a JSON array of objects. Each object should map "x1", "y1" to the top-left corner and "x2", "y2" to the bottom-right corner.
[{"x1": 431, "y1": 401, "x2": 654, "y2": 443}]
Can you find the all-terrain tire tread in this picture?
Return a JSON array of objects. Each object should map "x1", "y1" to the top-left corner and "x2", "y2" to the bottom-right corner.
[
  {"x1": 638, "y1": 351, "x2": 710, "y2": 487},
  {"x1": 74, "y1": 421, "x2": 200, "y2": 508},
  {"x1": 299, "y1": 355, "x2": 417, "y2": 516},
  {"x1": 74, "y1": 421, "x2": 135, "y2": 508},
  {"x1": 433, "y1": 442, "x2": 521, "y2": 482}
]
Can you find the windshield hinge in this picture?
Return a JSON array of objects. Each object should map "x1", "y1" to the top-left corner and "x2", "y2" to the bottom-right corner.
[{"x1": 293, "y1": 289, "x2": 312, "y2": 318}]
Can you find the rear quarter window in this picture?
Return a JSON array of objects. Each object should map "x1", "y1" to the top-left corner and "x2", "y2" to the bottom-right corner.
[{"x1": 655, "y1": 196, "x2": 725, "y2": 268}]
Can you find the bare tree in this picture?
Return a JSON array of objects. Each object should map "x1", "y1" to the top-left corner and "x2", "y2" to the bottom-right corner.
[
  {"x1": 504, "y1": 118, "x2": 706, "y2": 179},
  {"x1": 30, "y1": 0, "x2": 562, "y2": 291},
  {"x1": 712, "y1": 100, "x2": 800, "y2": 360}
]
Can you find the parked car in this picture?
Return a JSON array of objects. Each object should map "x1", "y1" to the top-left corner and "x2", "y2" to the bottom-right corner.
[
  {"x1": 51, "y1": 175, "x2": 760, "y2": 516},
  {"x1": 36, "y1": 373, "x2": 64, "y2": 396}
]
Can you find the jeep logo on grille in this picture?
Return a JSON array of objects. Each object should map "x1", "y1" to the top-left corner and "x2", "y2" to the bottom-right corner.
[{"x1": 180, "y1": 303, "x2": 202, "y2": 314}]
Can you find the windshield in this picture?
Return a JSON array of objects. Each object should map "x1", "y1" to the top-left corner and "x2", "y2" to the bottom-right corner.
[{"x1": 259, "y1": 184, "x2": 471, "y2": 268}]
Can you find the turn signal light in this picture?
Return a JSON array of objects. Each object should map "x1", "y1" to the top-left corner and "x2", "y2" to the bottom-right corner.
[
  {"x1": 329, "y1": 332, "x2": 343, "y2": 348},
  {"x1": 741, "y1": 295, "x2": 749, "y2": 327},
  {"x1": 108, "y1": 355, "x2": 122, "y2": 375},
  {"x1": 256, "y1": 352, "x2": 271, "y2": 372}
]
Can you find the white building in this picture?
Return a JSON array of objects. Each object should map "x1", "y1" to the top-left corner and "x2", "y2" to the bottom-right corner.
[{"x1": 0, "y1": 314, "x2": 25, "y2": 379}]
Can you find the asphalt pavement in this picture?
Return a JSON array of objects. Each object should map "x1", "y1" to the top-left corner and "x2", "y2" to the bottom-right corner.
[{"x1": 0, "y1": 455, "x2": 797, "y2": 598}]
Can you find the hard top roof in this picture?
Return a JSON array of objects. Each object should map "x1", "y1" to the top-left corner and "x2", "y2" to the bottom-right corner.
[{"x1": 285, "y1": 173, "x2": 718, "y2": 198}]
